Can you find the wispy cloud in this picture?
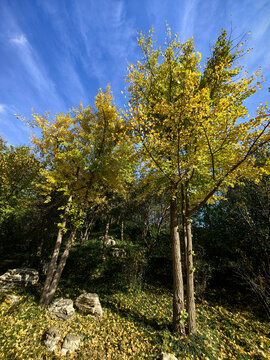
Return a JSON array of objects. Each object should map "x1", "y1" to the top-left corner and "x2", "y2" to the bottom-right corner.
[
  {"x1": 9, "y1": 32, "x2": 64, "y2": 108},
  {"x1": 10, "y1": 34, "x2": 27, "y2": 45},
  {"x1": 0, "y1": 104, "x2": 6, "y2": 113},
  {"x1": 181, "y1": 0, "x2": 198, "y2": 40},
  {"x1": 73, "y1": 0, "x2": 136, "y2": 89}
]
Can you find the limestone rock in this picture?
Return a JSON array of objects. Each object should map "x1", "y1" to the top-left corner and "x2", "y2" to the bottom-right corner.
[
  {"x1": 159, "y1": 353, "x2": 178, "y2": 360},
  {"x1": 0, "y1": 268, "x2": 39, "y2": 290},
  {"x1": 48, "y1": 298, "x2": 75, "y2": 320},
  {"x1": 61, "y1": 334, "x2": 83, "y2": 355},
  {"x1": 4, "y1": 293, "x2": 20, "y2": 305},
  {"x1": 44, "y1": 326, "x2": 63, "y2": 352},
  {"x1": 105, "y1": 238, "x2": 116, "y2": 246},
  {"x1": 75, "y1": 293, "x2": 103, "y2": 319},
  {"x1": 109, "y1": 247, "x2": 127, "y2": 258},
  {"x1": 99, "y1": 235, "x2": 116, "y2": 246}
]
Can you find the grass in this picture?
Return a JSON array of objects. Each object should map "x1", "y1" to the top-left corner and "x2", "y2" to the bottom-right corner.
[{"x1": 0, "y1": 283, "x2": 269, "y2": 360}]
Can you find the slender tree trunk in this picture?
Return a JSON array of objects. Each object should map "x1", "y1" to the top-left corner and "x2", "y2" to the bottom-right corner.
[
  {"x1": 121, "y1": 220, "x2": 124, "y2": 242},
  {"x1": 41, "y1": 229, "x2": 76, "y2": 306},
  {"x1": 39, "y1": 195, "x2": 72, "y2": 306},
  {"x1": 80, "y1": 217, "x2": 95, "y2": 247},
  {"x1": 185, "y1": 217, "x2": 197, "y2": 334},
  {"x1": 102, "y1": 216, "x2": 111, "y2": 261},
  {"x1": 170, "y1": 195, "x2": 186, "y2": 335}
]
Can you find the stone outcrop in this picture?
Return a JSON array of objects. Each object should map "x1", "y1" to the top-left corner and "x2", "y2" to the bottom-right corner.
[
  {"x1": 109, "y1": 247, "x2": 127, "y2": 258},
  {"x1": 99, "y1": 235, "x2": 116, "y2": 246},
  {"x1": 47, "y1": 298, "x2": 75, "y2": 320},
  {"x1": 44, "y1": 326, "x2": 63, "y2": 352},
  {"x1": 61, "y1": 334, "x2": 83, "y2": 355},
  {"x1": 0, "y1": 268, "x2": 39, "y2": 290},
  {"x1": 159, "y1": 353, "x2": 178, "y2": 360},
  {"x1": 75, "y1": 293, "x2": 103, "y2": 319}
]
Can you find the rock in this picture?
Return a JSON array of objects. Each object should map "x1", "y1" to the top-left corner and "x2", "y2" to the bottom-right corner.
[
  {"x1": 109, "y1": 247, "x2": 127, "y2": 258},
  {"x1": 99, "y1": 235, "x2": 116, "y2": 246},
  {"x1": 105, "y1": 238, "x2": 116, "y2": 246},
  {"x1": 159, "y1": 353, "x2": 178, "y2": 360},
  {"x1": 61, "y1": 334, "x2": 83, "y2": 355},
  {"x1": 75, "y1": 293, "x2": 103, "y2": 319},
  {"x1": 0, "y1": 268, "x2": 39, "y2": 290},
  {"x1": 48, "y1": 298, "x2": 75, "y2": 320},
  {"x1": 4, "y1": 293, "x2": 20, "y2": 305},
  {"x1": 44, "y1": 326, "x2": 63, "y2": 352}
]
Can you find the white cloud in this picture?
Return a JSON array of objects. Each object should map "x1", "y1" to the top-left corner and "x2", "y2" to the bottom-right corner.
[
  {"x1": 0, "y1": 104, "x2": 6, "y2": 113},
  {"x1": 10, "y1": 34, "x2": 28, "y2": 46},
  {"x1": 181, "y1": 0, "x2": 198, "y2": 40}
]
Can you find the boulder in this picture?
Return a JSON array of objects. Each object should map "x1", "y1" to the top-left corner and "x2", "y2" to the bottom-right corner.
[
  {"x1": 159, "y1": 353, "x2": 178, "y2": 360},
  {"x1": 44, "y1": 326, "x2": 63, "y2": 352},
  {"x1": 61, "y1": 334, "x2": 83, "y2": 355},
  {"x1": 105, "y1": 238, "x2": 116, "y2": 246},
  {"x1": 99, "y1": 235, "x2": 116, "y2": 246},
  {"x1": 0, "y1": 268, "x2": 39, "y2": 291},
  {"x1": 75, "y1": 293, "x2": 103, "y2": 319},
  {"x1": 4, "y1": 293, "x2": 20, "y2": 305},
  {"x1": 109, "y1": 247, "x2": 127, "y2": 258},
  {"x1": 48, "y1": 298, "x2": 75, "y2": 320}
]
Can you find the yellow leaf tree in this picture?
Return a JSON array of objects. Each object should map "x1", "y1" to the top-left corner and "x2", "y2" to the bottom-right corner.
[
  {"x1": 126, "y1": 28, "x2": 270, "y2": 334},
  {"x1": 28, "y1": 86, "x2": 134, "y2": 306}
]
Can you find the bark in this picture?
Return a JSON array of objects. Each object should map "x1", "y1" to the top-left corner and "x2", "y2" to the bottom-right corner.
[
  {"x1": 121, "y1": 220, "x2": 124, "y2": 242},
  {"x1": 40, "y1": 229, "x2": 76, "y2": 306},
  {"x1": 102, "y1": 216, "x2": 111, "y2": 261},
  {"x1": 170, "y1": 195, "x2": 186, "y2": 335},
  {"x1": 185, "y1": 218, "x2": 197, "y2": 334},
  {"x1": 39, "y1": 195, "x2": 72, "y2": 306},
  {"x1": 80, "y1": 217, "x2": 95, "y2": 247}
]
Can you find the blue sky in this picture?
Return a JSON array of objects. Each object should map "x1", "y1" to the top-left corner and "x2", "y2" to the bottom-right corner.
[{"x1": 0, "y1": 0, "x2": 269, "y2": 145}]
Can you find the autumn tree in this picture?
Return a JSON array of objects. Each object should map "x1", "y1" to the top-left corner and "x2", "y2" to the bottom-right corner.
[
  {"x1": 0, "y1": 139, "x2": 40, "y2": 220},
  {"x1": 27, "y1": 86, "x2": 134, "y2": 306},
  {"x1": 126, "y1": 28, "x2": 270, "y2": 334}
]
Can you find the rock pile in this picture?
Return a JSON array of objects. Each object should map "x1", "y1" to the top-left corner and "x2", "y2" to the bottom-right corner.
[
  {"x1": 48, "y1": 298, "x2": 75, "y2": 321},
  {"x1": 75, "y1": 293, "x2": 103, "y2": 319},
  {"x1": 0, "y1": 268, "x2": 39, "y2": 290},
  {"x1": 109, "y1": 247, "x2": 127, "y2": 258}
]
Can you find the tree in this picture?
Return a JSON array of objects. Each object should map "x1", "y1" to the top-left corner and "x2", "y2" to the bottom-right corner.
[
  {"x1": 0, "y1": 140, "x2": 40, "y2": 221},
  {"x1": 126, "y1": 28, "x2": 270, "y2": 334},
  {"x1": 27, "y1": 86, "x2": 134, "y2": 306}
]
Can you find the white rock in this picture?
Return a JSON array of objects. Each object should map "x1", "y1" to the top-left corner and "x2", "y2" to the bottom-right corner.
[
  {"x1": 75, "y1": 293, "x2": 103, "y2": 319},
  {"x1": 61, "y1": 334, "x2": 83, "y2": 355},
  {"x1": 0, "y1": 268, "x2": 39, "y2": 290},
  {"x1": 48, "y1": 298, "x2": 75, "y2": 320},
  {"x1": 44, "y1": 326, "x2": 63, "y2": 352}
]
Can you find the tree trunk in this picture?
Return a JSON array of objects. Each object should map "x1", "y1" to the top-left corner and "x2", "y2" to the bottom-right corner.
[
  {"x1": 102, "y1": 216, "x2": 111, "y2": 261},
  {"x1": 40, "y1": 229, "x2": 76, "y2": 306},
  {"x1": 170, "y1": 195, "x2": 186, "y2": 335},
  {"x1": 121, "y1": 220, "x2": 124, "y2": 242},
  {"x1": 80, "y1": 217, "x2": 95, "y2": 247},
  {"x1": 185, "y1": 217, "x2": 197, "y2": 334},
  {"x1": 39, "y1": 195, "x2": 72, "y2": 306}
]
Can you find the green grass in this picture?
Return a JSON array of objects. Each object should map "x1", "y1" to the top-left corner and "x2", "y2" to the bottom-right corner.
[{"x1": 0, "y1": 284, "x2": 269, "y2": 360}]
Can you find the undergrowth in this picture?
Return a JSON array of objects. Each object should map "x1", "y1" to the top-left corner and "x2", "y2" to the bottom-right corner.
[{"x1": 0, "y1": 284, "x2": 269, "y2": 359}]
